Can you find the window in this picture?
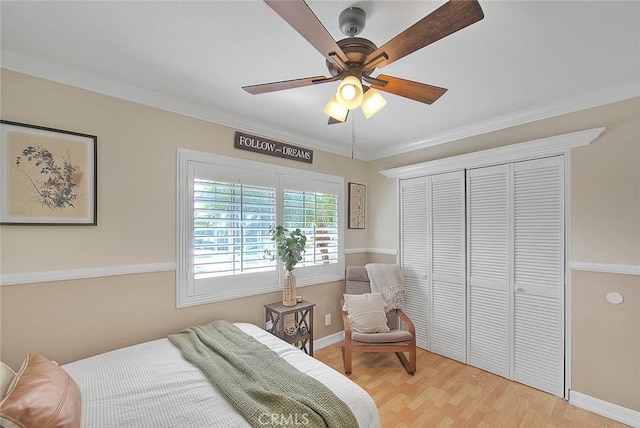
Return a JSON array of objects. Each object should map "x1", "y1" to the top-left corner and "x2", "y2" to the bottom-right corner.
[
  {"x1": 284, "y1": 189, "x2": 339, "y2": 266},
  {"x1": 177, "y1": 149, "x2": 344, "y2": 308},
  {"x1": 193, "y1": 179, "x2": 276, "y2": 279}
]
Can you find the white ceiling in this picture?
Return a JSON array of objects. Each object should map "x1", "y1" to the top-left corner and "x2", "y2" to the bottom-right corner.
[{"x1": 1, "y1": 1, "x2": 639, "y2": 160}]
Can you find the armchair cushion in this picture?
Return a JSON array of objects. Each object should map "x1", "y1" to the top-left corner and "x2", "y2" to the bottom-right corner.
[
  {"x1": 343, "y1": 293, "x2": 390, "y2": 334},
  {"x1": 351, "y1": 329, "x2": 413, "y2": 343}
]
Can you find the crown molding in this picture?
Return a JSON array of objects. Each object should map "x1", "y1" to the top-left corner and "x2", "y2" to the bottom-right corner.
[
  {"x1": 380, "y1": 127, "x2": 605, "y2": 179},
  {"x1": 2, "y1": 50, "x2": 635, "y2": 162},
  {"x1": 0, "y1": 50, "x2": 352, "y2": 159},
  {"x1": 364, "y1": 80, "x2": 639, "y2": 161}
]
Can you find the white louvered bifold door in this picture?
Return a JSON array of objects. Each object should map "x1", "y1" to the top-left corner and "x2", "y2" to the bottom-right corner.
[
  {"x1": 511, "y1": 156, "x2": 564, "y2": 396},
  {"x1": 466, "y1": 165, "x2": 511, "y2": 377},
  {"x1": 400, "y1": 177, "x2": 430, "y2": 350},
  {"x1": 430, "y1": 171, "x2": 466, "y2": 362}
]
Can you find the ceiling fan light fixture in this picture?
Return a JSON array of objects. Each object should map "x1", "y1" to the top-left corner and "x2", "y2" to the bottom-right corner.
[
  {"x1": 361, "y1": 88, "x2": 387, "y2": 119},
  {"x1": 323, "y1": 94, "x2": 349, "y2": 122},
  {"x1": 336, "y1": 75, "x2": 363, "y2": 109},
  {"x1": 245, "y1": 0, "x2": 484, "y2": 124}
]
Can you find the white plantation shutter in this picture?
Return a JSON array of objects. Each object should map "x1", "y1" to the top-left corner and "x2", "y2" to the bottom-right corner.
[
  {"x1": 190, "y1": 162, "x2": 280, "y2": 298},
  {"x1": 279, "y1": 175, "x2": 343, "y2": 283},
  {"x1": 430, "y1": 171, "x2": 466, "y2": 362},
  {"x1": 283, "y1": 189, "x2": 339, "y2": 266},
  {"x1": 193, "y1": 179, "x2": 276, "y2": 279},
  {"x1": 466, "y1": 164, "x2": 510, "y2": 377},
  {"x1": 177, "y1": 150, "x2": 344, "y2": 307},
  {"x1": 511, "y1": 156, "x2": 564, "y2": 396},
  {"x1": 400, "y1": 177, "x2": 430, "y2": 350}
]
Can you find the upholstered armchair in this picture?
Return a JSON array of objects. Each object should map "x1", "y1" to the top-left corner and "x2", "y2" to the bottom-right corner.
[{"x1": 341, "y1": 266, "x2": 416, "y2": 375}]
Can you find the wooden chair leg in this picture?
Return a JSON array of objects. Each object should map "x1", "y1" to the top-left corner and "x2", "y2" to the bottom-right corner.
[
  {"x1": 409, "y1": 343, "x2": 417, "y2": 375},
  {"x1": 396, "y1": 352, "x2": 416, "y2": 376},
  {"x1": 341, "y1": 346, "x2": 352, "y2": 375},
  {"x1": 396, "y1": 352, "x2": 415, "y2": 375}
]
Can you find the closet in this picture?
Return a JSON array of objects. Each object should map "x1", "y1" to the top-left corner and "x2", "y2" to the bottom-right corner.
[{"x1": 400, "y1": 156, "x2": 565, "y2": 397}]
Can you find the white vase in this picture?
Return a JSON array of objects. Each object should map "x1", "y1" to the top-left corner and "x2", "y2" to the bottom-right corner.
[{"x1": 282, "y1": 270, "x2": 297, "y2": 306}]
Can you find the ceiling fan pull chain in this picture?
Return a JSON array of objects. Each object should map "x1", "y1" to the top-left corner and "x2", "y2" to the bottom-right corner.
[{"x1": 351, "y1": 112, "x2": 356, "y2": 159}]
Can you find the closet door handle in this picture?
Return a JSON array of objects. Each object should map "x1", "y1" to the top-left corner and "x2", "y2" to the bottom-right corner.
[{"x1": 516, "y1": 287, "x2": 525, "y2": 293}]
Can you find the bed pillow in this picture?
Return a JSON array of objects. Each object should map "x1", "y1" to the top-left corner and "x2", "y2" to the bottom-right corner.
[
  {"x1": 0, "y1": 362, "x2": 15, "y2": 399},
  {"x1": 0, "y1": 353, "x2": 81, "y2": 428},
  {"x1": 343, "y1": 293, "x2": 390, "y2": 334}
]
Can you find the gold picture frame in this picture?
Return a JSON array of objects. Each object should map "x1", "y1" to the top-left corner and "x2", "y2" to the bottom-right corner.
[
  {"x1": 0, "y1": 120, "x2": 97, "y2": 225},
  {"x1": 348, "y1": 182, "x2": 365, "y2": 229}
]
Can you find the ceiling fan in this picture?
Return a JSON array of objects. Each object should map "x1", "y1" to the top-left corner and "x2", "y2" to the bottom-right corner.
[{"x1": 242, "y1": 0, "x2": 484, "y2": 124}]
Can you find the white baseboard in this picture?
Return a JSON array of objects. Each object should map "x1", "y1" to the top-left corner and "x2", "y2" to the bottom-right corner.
[
  {"x1": 314, "y1": 330, "x2": 344, "y2": 351},
  {"x1": 570, "y1": 391, "x2": 640, "y2": 427}
]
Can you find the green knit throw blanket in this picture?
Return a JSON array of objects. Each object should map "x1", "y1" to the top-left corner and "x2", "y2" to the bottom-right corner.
[{"x1": 168, "y1": 321, "x2": 358, "y2": 428}]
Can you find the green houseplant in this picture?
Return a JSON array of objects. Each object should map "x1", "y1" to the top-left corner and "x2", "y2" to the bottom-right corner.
[{"x1": 265, "y1": 225, "x2": 307, "y2": 306}]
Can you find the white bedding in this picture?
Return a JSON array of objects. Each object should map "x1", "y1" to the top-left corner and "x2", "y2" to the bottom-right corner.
[{"x1": 62, "y1": 323, "x2": 379, "y2": 428}]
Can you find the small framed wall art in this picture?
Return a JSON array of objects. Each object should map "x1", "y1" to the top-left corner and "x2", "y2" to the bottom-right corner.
[
  {"x1": 0, "y1": 120, "x2": 97, "y2": 225},
  {"x1": 348, "y1": 182, "x2": 366, "y2": 229}
]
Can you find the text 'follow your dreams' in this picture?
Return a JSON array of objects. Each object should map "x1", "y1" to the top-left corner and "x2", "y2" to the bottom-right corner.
[{"x1": 234, "y1": 132, "x2": 313, "y2": 164}]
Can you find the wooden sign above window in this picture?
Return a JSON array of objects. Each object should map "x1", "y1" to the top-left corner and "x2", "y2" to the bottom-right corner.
[{"x1": 234, "y1": 131, "x2": 313, "y2": 164}]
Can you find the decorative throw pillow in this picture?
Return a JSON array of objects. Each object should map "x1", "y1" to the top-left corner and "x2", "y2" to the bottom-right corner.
[
  {"x1": 0, "y1": 353, "x2": 81, "y2": 428},
  {"x1": 343, "y1": 293, "x2": 390, "y2": 334},
  {"x1": 0, "y1": 362, "x2": 15, "y2": 399}
]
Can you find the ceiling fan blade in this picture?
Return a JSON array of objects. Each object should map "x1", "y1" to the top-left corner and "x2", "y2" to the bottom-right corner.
[
  {"x1": 363, "y1": 0, "x2": 484, "y2": 70},
  {"x1": 242, "y1": 76, "x2": 332, "y2": 95},
  {"x1": 328, "y1": 110, "x2": 349, "y2": 125},
  {"x1": 369, "y1": 74, "x2": 448, "y2": 104},
  {"x1": 264, "y1": 0, "x2": 349, "y2": 68}
]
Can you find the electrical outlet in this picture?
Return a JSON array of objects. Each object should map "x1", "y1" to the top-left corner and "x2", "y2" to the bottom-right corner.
[{"x1": 325, "y1": 313, "x2": 331, "y2": 326}]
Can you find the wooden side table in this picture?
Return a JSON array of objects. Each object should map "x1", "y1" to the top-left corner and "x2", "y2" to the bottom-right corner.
[{"x1": 264, "y1": 300, "x2": 315, "y2": 356}]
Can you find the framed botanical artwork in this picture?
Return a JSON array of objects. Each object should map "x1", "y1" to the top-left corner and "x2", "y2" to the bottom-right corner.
[
  {"x1": 348, "y1": 182, "x2": 366, "y2": 229},
  {"x1": 0, "y1": 120, "x2": 97, "y2": 225}
]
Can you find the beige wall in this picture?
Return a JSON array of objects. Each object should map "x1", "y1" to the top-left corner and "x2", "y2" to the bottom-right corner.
[
  {"x1": 0, "y1": 272, "x2": 350, "y2": 370},
  {"x1": 571, "y1": 271, "x2": 639, "y2": 411},
  {"x1": 0, "y1": 70, "x2": 370, "y2": 273},
  {"x1": 566, "y1": 99, "x2": 640, "y2": 411},
  {"x1": 0, "y1": 70, "x2": 371, "y2": 368},
  {"x1": 571, "y1": 107, "x2": 640, "y2": 264},
  {"x1": 1, "y1": 70, "x2": 638, "y2": 412}
]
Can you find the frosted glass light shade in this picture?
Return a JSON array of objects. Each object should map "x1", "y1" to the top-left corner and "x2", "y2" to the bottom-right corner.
[
  {"x1": 336, "y1": 76, "x2": 363, "y2": 110},
  {"x1": 361, "y1": 88, "x2": 387, "y2": 119},
  {"x1": 323, "y1": 95, "x2": 348, "y2": 122}
]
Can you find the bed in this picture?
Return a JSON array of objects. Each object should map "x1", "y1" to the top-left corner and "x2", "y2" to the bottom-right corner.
[{"x1": 0, "y1": 322, "x2": 379, "y2": 428}]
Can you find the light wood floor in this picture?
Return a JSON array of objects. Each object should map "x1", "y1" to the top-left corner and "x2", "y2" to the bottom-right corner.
[{"x1": 314, "y1": 344, "x2": 628, "y2": 428}]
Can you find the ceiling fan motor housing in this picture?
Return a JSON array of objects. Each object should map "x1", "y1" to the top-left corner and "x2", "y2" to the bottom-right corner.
[
  {"x1": 243, "y1": 0, "x2": 485, "y2": 112},
  {"x1": 339, "y1": 7, "x2": 366, "y2": 37},
  {"x1": 325, "y1": 37, "x2": 377, "y2": 78}
]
